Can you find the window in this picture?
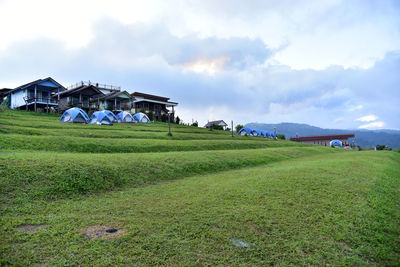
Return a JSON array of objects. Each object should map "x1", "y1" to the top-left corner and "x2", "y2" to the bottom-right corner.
[{"x1": 144, "y1": 103, "x2": 149, "y2": 110}]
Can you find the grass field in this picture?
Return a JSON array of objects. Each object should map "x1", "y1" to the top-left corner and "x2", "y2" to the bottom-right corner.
[{"x1": 1, "y1": 110, "x2": 399, "y2": 266}]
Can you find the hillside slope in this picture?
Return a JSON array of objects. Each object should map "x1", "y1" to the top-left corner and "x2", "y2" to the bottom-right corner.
[{"x1": 1, "y1": 110, "x2": 399, "y2": 266}]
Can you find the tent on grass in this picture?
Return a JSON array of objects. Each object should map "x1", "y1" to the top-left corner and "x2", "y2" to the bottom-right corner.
[
  {"x1": 133, "y1": 112, "x2": 151, "y2": 123},
  {"x1": 237, "y1": 127, "x2": 253, "y2": 136},
  {"x1": 88, "y1": 111, "x2": 113, "y2": 125},
  {"x1": 60, "y1": 107, "x2": 89, "y2": 123},
  {"x1": 330, "y1": 139, "x2": 343, "y2": 147},
  {"x1": 103, "y1": 110, "x2": 118, "y2": 122},
  {"x1": 116, "y1": 111, "x2": 135, "y2": 123}
]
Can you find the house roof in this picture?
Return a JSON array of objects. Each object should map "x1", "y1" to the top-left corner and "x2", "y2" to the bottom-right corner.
[
  {"x1": 290, "y1": 133, "x2": 355, "y2": 142},
  {"x1": 56, "y1": 85, "x2": 104, "y2": 97},
  {"x1": 9, "y1": 77, "x2": 66, "y2": 94},
  {"x1": 95, "y1": 90, "x2": 133, "y2": 100},
  {"x1": 204, "y1": 120, "x2": 228, "y2": 128},
  {"x1": 132, "y1": 92, "x2": 170, "y2": 102},
  {"x1": 0, "y1": 88, "x2": 12, "y2": 96}
]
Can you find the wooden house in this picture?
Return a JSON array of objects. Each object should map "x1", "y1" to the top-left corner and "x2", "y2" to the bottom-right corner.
[
  {"x1": 7, "y1": 77, "x2": 66, "y2": 112},
  {"x1": 56, "y1": 84, "x2": 104, "y2": 112},
  {"x1": 131, "y1": 92, "x2": 178, "y2": 121},
  {"x1": 94, "y1": 90, "x2": 133, "y2": 112}
]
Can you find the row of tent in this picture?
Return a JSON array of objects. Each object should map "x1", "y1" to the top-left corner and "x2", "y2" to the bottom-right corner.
[
  {"x1": 60, "y1": 107, "x2": 151, "y2": 125},
  {"x1": 237, "y1": 127, "x2": 278, "y2": 138}
]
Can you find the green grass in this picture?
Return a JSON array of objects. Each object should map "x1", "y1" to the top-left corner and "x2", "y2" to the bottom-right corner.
[{"x1": 1, "y1": 109, "x2": 399, "y2": 266}]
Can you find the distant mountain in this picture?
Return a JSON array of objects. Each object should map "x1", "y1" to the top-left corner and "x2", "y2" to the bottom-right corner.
[{"x1": 245, "y1": 122, "x2": 400, "y2": 148}]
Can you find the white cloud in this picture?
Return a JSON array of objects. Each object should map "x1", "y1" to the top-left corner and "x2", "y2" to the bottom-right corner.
[
  {"x1": 183, "y1": 56, "x2": 230, "y2": 75},
  {"x1": 356, "y1": 115, "x2": 378, "y2": 122},
  {"x1": 348, "y1": 104, "x2": 363, "y2": 111},
  {"x1": 358, "y1": 121, "x2": 385, "y2": 129}
]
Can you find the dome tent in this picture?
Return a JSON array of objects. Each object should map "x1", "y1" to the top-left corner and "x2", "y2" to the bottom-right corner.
[
  {"x1": 116, "y1": 111, "x2": 135, "y2": 123},
  {"x1": 133, "y1": 112, "x2": 151, "y2": 123},
  {"x1": 103, "y1": 110, "x2": 117, "y2": 122},
  {"x1": 330, "y1": 139, "x2": 343, "y2": 147},
  {"x1": 253, "y1": 129, "x2": 264, "y2": 137},
  {"x1": 251, "y1": 129, "x2": 261, "y2": 137},
  {"x1": 60, "y1": 107, "x2": 89, "y2": 123},
  {"x1": 88, "y1": 111, "x2": 113, "y2": 125},
  {"x1": 237, "y1": 127, "x2": 253, "y2": 136},
  {"x1": 260, "y1": 130, "x2": 268, "y2": 138}
]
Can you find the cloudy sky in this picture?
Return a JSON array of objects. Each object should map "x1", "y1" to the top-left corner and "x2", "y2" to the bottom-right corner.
[{"x1": 1, "y1": 0, "x2": 399, "y2": 129}]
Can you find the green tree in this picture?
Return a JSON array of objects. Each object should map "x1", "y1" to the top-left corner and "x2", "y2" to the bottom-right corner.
[
  {"x1": 277, "y1": 134, "x2": 286, "y2": 140},
  {"x1": 235, "y1": 124, "x2": 244, "y2": 133}
]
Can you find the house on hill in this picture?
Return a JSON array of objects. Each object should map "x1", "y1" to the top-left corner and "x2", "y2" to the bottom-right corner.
[
  {"x1": 56, "y1": 84, "x2": 104, "y2": 112},
  {"x1": 6, "y1": 77, "x2": 66, "y2": 112},
  {"x1": 131, "y1": 92, "x2": 178, "y2": 121},
  {"x1": 290, "y1": 134, "x2": 355, "y2": 146},
  {"x1": 204, "y1": 120, "x2": 228, "y2": 129},
  {"x1": 94, "y1": 90, "x2": 133, "y2": 112}
]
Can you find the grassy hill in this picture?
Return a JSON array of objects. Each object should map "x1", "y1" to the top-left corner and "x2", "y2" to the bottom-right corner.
[{"x1": 1, "y1": 110, "x2": 399, "y2": 265}]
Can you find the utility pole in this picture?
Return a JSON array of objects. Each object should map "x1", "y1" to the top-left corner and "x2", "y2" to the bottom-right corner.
[{"x1": 168, "y1": 111, "x2": 172, "y2": 136}]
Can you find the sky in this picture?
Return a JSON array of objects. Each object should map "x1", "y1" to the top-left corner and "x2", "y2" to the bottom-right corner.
[{"x1": 0, "y1": 0, "x2": 399, "y2": 129}]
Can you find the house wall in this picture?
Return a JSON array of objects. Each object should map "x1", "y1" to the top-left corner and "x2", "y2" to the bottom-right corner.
[
  {"x1": 10, "y1": 89, "x2": 26, "y2": 109},
  {"x1": 58, "y1": 97, "x2": 69, "y2": 111},
  {"x1": 299, "y1": 138, "x2": 350, "y2": 146}
]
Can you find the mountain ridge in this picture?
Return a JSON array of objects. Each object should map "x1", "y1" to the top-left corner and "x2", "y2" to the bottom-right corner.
[{"x1": 245, "y1": 122, "x2": 400, "y2": 148}]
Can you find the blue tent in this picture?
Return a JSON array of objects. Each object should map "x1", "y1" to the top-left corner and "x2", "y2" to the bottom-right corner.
[
  {"x1": 88, "y1": 111, "x2": 113, "y2": 125},
  {"x1": 330, "y1": 139, "x2": 343, "y2": 147},
  {"x1": 260, "y1": 130, "x2": 268, "y2": 137},
  {"x1": 253, "y1": 129, "x2": 263, "y2": 137},
  {"x1": 116, "y1": 111, "x2": 135, "y2": 123},
  {"x1": 133, "y1": 112, "x2": 151, "y2": 123},
  {"x1": 103, "y1": 110, "x2": 117, "y2": 122},
  {"x1": 60, "y1": 107, "x2": 89, "y2": 123},
  {"x1": 237, "y1": 127, "x2": 253, "y2": 136}
]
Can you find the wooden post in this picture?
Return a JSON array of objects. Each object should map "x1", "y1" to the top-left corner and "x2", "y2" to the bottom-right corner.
[
  {"x1": 231, "y1": 120, "x2": 234, "y2": 137},
  {"x1": 34, "y1": 85, "x2": 37, "y2": 112},
  {"x1": 79, "y1": 93, "x2": 82, "y2": 108},
  {"x1": 114, "y1": 97, "x2": 117, "y2": 110},
  {"x1": 46, "y1": 92, "x2": 49, "y2": 113}
]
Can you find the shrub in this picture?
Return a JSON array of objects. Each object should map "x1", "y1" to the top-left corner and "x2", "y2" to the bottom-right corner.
[
  {"x1": 277, "y1": 134, "x2": 286, "y2": 140},
  {"x1": 235, "y1": 124, "x2": 244, "y2": 133},
  {"x1": 175, "y1": 116, "x2": 181, "y2": 124}
]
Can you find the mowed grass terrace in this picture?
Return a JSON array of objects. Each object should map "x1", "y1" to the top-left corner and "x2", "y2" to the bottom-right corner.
[{"x1": 0, "y1": 110, "x2": 399, "y2": 265}]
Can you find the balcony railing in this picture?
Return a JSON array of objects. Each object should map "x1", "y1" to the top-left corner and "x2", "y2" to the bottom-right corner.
[
  {"x1": 24, "y1": 97, "x2": 58, "y2": 105},
  {"x1": 67, "y1": 81, "x2": 121, "y2": 91}
]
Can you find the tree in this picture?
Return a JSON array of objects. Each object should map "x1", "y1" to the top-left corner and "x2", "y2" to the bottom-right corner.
[
  {"x1": 146, "y1": 111, "x2": 154, "y2": 121},
  {"x1": 191, "y1": 121, "x2": 198, "y2": 127},
  {"x1": 277, "y1": 134, "x2": 286, "y2": 140},
  {"x1": 175, "y1": 116, "x2": 181, "y2": 124},
  {"x1": 235, "y1": 124, "x2": 244, "y2": 133}
]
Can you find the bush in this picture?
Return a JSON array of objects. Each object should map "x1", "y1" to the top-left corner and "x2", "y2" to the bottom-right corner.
[
  {"x1": 175, "y1": 116, "x2": 181, "y2": 124},
  {"x1": 277, "y1": 134, "x2": 286, "y2": 140},
  {"x1": 191, "y1": 121, "x2": 198, "y2": 127},
  {"x1": 211, "y1": 124, "x2": 224, "y2": 130},
  {"x1": 235, "y1": 124, "x2": 244, "y2": 133},
  {"x1": 147, "y1": 111, "x2": 154, "y2": 121}
]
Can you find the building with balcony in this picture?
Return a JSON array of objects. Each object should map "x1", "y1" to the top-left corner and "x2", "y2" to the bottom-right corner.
[
  {"x1": 7, "y1": 77, "x2": 66, "y2": 112},
  {"x1": 94, "y1": 90, "x2": 133, "y2": 112},
  {"x1": 57, "y1": 84, "x2": 104, "y2": 112},
  {"x1": 131, "y1": 92, "x2": 178, "y2": 121}
]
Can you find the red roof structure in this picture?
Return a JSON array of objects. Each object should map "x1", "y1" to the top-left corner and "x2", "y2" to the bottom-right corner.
[{"x1": 290, "y1": 134, "x2": 355, "y2": 142}]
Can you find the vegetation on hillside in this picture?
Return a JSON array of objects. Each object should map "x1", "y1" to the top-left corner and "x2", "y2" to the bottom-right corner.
[{"x1": 0, "y1": 110, "x2": 399, "y2": 265}]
